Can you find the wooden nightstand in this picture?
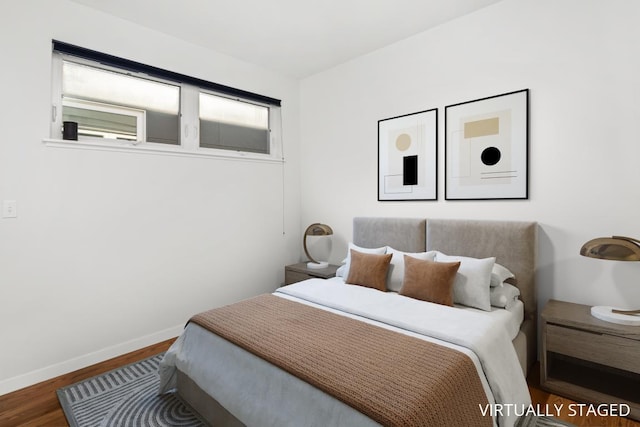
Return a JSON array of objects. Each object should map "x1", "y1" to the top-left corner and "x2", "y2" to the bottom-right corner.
[
  {"x1": 541, "y1": 299, "x2": 640, "y2": 420},
  {"x1": 284, "y1": 263, "x2": 340, "y2": 285}
]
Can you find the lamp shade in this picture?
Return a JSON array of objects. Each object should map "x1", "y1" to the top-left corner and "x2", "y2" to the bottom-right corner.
[
  {"x1": 580, "y1": 235, "x2": 640, "y2": 325},
  {"x1": 303, "y1": 223, "x2": 333, "y2": 268},
  {"x1": 580, "y1": 236, "x2": 640, "y2": 261}
]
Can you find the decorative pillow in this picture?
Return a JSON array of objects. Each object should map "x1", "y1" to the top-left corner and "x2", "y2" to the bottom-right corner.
[
  {"x1": 490, "y1": 283, "x2": 521, "y2": 309},
  {"x1": 399, "y1": 256, "x2": 460, "y2": 306},
  {"x1": 336, "y1": 243, "x2": 386, "y2": 278},
  {"x1": 345, "y1": 250, "x2": 392, "y2": 291},
  {"x1": 490, "y1": 263, "x2": 516, "y2": 287},
  {"x1": 435, "y1": 252, "x2": 495, "y2": 311},
  {"x1": 386, "y1": 247, "x2": 436, "y2": 292}
]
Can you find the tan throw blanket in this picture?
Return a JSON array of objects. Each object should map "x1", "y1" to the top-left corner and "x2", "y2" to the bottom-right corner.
[{"x1": 190, "y1": 294, "x2": 491, "y2": 427}]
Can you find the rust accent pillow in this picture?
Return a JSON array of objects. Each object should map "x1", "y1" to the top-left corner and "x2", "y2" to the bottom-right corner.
[
  {"x1": 399, "y1": 256, "x2": 460, "y2": 306},
  {"x1": 345, "y1": 249, "x2": 392, "y2": 291}
]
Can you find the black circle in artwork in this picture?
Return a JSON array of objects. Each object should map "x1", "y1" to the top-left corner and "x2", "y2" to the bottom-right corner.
[{"x1": 481, "y1": 147, "x2": 501, "y2": 166}]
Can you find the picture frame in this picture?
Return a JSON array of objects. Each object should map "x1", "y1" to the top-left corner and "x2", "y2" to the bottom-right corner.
[
  {"x1": 445, "y1": 89, "x2": 529, "y2": 200},
  {"x1": 378, "y1": 108, "x2": 438, "y2": 201}
]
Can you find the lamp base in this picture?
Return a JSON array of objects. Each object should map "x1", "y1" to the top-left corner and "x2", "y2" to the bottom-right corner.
[
  {"x1": 307, "y1": 261, "x2": 329, "y2": 269},
  {"x1": 591, "y1": 306, "x2": 640, "y2": 326}
]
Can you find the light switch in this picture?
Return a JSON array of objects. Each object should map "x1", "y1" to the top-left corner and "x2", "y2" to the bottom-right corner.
[{"x1": 2, "y1": 200, "x2": 17, "y2": 218}]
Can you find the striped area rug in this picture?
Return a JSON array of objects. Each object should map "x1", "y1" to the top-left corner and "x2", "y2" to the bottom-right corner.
[
  {"x1": 57, "y1": 353, "x2": 204, "y2": 427},
  {"x1": 516, "y1": 414, "x2": 576, "y2": 427}
]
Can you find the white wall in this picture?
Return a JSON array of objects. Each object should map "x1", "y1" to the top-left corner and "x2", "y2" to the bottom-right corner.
[
  {"x1": 0, "y1": 1, "x2": 301, "y2": 393},
  {"x1": 300, "y1": 0, "x2": 640, "y2": 314},
  {"x1": 3, "y1": 0, "x2": 640, "y2": 396}
]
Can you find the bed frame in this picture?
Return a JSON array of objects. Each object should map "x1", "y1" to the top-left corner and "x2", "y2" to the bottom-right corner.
[{"x1": 177, "y1": 217, "x2": 538, "y2": 426}]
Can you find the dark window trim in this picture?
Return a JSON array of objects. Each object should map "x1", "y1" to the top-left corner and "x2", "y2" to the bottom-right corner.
[{"x1": 52, "y1": 40, "x2": 282, "y2": 107}]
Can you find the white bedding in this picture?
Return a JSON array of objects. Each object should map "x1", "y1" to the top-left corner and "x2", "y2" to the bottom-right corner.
[
  {"x1": 278, "y1": 278, "x2": 530, "y2": 426},
  {"x1": 322, "y1": 277, "x2": 524, "y2": 341},
  {"x1": 159, "y1": 278, "x2": 530, "y2": 427},
  {"x1": 456, "y1": 297, "x2": 524, "y2": 341}
]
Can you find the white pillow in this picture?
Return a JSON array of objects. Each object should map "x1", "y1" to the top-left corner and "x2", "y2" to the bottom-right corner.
[
  {"x1": 490, "y1": 263, "x2": 516, "y2": 287},
  {"x1": 490, "y1": 283, "x2": 521, "y2": 309},
  {"x1": 435, "y1": 252, "x2": 495, "y2": 311},
  {"x1": 336, "y1": 243, "x2": 386, "y2": 278},
  {"x1": 386, "y1": 247, "x2": 436, "y2": 292}
]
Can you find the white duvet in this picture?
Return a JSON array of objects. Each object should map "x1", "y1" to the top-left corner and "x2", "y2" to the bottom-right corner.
[
  {"x1": 277, "y1": 278, "x2": 531, "y2": 427},
  {"x1": 159, "y1": 278, "x2": 531, "y2": 427}
]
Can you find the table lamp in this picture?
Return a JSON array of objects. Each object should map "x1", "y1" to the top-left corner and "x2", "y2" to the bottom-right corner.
[
  {"x1": 580, "y1": 235, "x2": 640, "y2": 325},
  {"x1": 303, "y1": 223, "x2": 333, "y2": 269}
]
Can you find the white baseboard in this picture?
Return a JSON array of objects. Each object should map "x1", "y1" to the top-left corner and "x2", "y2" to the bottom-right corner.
[{"x1": 0, "y1": 324, "x2": 183, "y2": 396}]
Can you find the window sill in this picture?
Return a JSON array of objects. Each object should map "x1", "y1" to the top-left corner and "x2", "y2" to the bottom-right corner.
[{"x1": 42, "y1": 138, "x2": 284, "y2": 163}]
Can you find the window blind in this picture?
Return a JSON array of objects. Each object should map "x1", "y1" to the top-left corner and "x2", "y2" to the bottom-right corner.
[{"x1": 52, "y1": 40, "x2": 282, "y2": 107}]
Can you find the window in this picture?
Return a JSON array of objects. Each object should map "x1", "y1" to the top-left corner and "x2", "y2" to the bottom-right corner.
[
  {"x1": 61, "y1": 61, "x2": 180, "y2": 144},
  {"x1": 49, "y1": 41, "x2": 282, "y2": 161},
  {"x1": 63, "y1": 98, "x2": 144, "y2": 141},
  {"x1": 199, "y1": 92, "x2": 270, "y2": 154}
]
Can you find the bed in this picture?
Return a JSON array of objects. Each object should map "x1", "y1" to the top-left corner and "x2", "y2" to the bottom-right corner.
[{"x1": 158, "y1": 217, "x2": 537, "y2": 427}]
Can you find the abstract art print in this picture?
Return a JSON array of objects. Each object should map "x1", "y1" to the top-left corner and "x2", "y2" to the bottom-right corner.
[
  {"x1": 378, "y1": 108, "x2": 437, "y2": 201},
  {"x1": 445, "y1": 89, "x2": 529, "y2": 200}
]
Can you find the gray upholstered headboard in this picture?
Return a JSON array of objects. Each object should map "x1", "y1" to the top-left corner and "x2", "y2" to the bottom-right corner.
[
  {"x1": 425, "y1": 219, "x2": 537, "y2": 321},
  {"x1": 352, "y1": 217, "x2": 538, "y2": 370},
  {"x1": 353, "y1": 217, "x2": 426, "y2": 252}
]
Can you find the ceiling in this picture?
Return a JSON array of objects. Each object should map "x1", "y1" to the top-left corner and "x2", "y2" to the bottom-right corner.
[{"x1": 70, "y1": 0, "x2": 503, "y2": 78}]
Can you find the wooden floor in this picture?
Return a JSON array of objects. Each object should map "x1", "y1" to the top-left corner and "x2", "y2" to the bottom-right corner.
[
  {"x1": 0, "y1": 339, "x2": 175, "y2": 427},
  {"x1": 0, "y1": 340, "x2": 638, "y2": 427}
]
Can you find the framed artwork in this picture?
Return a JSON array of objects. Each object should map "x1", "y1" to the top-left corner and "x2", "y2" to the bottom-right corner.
[
  {"x1": 445, "y1": 89, "x2": 529, "y2": 200},
  {"x1": 378, "y1": 108, "x2": 438, "y2": 201}
]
